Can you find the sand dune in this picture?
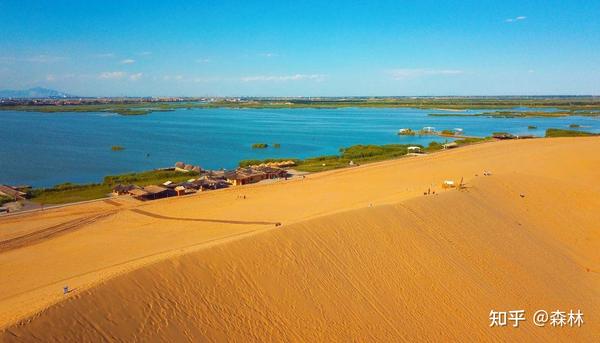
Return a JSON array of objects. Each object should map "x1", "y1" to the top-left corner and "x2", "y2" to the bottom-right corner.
[{"x1": 1, "y1": 137, "x2": 599, "y2": 341}]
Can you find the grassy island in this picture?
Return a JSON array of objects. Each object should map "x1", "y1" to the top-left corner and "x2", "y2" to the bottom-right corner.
[
  {"x1": 397, "y1": 129, "x2": 416, "y2": 136},
  {"x1": 111, "y1": 145, "x2": 125, "y2": 151},
  {"x1": 252, "y1": 143, "x2": 269, "y2": 149}
]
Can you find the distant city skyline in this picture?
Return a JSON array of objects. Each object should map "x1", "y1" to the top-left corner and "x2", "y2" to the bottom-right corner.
[{"x1": 1, "y1": 1, "x2": 599, "y2": 96}]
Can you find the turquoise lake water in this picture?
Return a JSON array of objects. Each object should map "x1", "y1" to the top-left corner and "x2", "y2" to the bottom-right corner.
[{"x1": 1, "y1": 107, "x2": 599, "y2": 187}]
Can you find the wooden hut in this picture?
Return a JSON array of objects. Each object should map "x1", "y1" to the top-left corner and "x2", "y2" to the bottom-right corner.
[
  {"x1": 112, "y1": 184, "x2": 137, "y2": 196},
  {"x1": 254, "y1": 166, "x2": 288, "y2": 179},
  {"x1": 130, "y1": 185, "x2": 174, "y2": 201},
  {"x1": 225, "y1": 168, "x2": 267, "y2": 186}
]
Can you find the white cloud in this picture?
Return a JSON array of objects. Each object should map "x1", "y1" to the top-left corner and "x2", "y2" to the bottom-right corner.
[
  {"x1": 98, "y1": 71, "x2": 144, "y2": 80},
  {"x1": 129, "y1": 72, "x2": 143, "y2": 81},
  {"x1": 26, "y1": 55, "x2": 66, "y2": 63},
  {"x1": 195, "y1": 58, "x2": 211, "y2": 63},
  {"x1": 99, "y1": 71, "x2": 126, "y2": 79},
  {"x1": 389, "y1": 68, "x2": 464, "y2": 80},
  {"x1": 45, "y1": 73, "x2": 78, "y2": 82},
  {"x1": 192, "y1": 76, "x2": 222, "y2": 83},
  {"x1": 94, "y1": 53, "x2": 115, "y2": 58},
  {"x1": 162, "y1": 74, "x2": 184, "y2": 81},
  {"x1": 120, "y1": 59, "x2": 136, "y2": 64},
  {"x1": 0, "y1": 55, "x2": 67, "y2": 64},
  {"x1": 241, "y1": 74, "x2": 326, "y2": 82},
  {"x1": 258, "y1": 52, "x2": 278, "y2": 58},
  {"x1": 138, "y1": 51, "x2": 152, "y2": 56},
  {"x1": 506, "y1": 16, "x2": 527, "y2": 23}
]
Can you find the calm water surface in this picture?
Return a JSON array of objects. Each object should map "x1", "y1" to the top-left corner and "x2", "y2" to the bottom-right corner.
[{"x1": 1, "y1": 107, "x2": 599, "y2": 187}]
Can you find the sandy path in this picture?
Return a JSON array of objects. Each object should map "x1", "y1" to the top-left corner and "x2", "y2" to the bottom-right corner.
[{"x1": 0, "y1": 211, "x2": 117, "y2": 252}]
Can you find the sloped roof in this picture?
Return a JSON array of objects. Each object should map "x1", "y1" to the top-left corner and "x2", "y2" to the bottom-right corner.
[
  {"x1": 0, "y1": 185, "x2": 25, "y2": 198},
  {"x1": 143, "y1": 185, "x2": 168, "y2": 194}
]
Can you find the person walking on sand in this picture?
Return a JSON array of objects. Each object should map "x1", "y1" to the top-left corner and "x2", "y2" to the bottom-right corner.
[{"x1": 63, "y1": 285, "x2": 69, "y2": 295}]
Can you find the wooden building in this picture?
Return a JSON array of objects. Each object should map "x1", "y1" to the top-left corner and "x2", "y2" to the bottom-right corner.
[
  {"x1": 225, "y1": 168, "x2": 267, "y2": 186},
  {"x1": 129, "y1": 185, "x2": 175, "y2": 201}
]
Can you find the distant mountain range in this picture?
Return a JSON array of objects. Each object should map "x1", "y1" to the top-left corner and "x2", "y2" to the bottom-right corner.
[{"x1": 0, "y1": 87, "x2": 76, "y2": 99}]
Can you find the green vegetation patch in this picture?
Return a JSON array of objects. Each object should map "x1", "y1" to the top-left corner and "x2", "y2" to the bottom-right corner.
[
  {"x1": 240, "y1": 138, "x2": 495, "y2": 173},
  {"x1": 430, "y1": 110, "x2": 600, "y2": 118},
  {"x1": 545, "y1": 128, "x2": 597, "y2": 137},
  {"x1": 111, "y1": 145, "x2": 125, "y2": 151},
  {"x1": 0, "y1": 195, "x2": 14, "y2": 206},
  {"x1": 30, "y1": 183, "x2": 112, "y2": 205},
  {"x1": 454, "y1": 137, "x2": 491, "y2": 145},
  {"x1": 30, "y1": 169, "x2": 200, "y2": 205},
  {"x1": 251, "y1": 143, "x2": 269, "y2": 149},
  {"x1": 425, "y1": 141, "x2": 444, "y2": 152},
  {"x1": 103, "y1": 170, "x2": 199, "y2": 186},
  {"x1": 5, "y1": 97, "x2": 600, "y2": 115},
  {"x1": 296, "y1": 144, "x2": 419, "y2": 172},
  {"x1": 240, "y1": 144, "x2": 420, "y2": 173},
  {"x1": 111, "y1": 109, "x2": 151, "y2": 115}
]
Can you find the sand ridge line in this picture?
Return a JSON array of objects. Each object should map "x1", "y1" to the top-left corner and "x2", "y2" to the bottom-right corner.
[
  {"x1": 129, "y1": 208, "x2": 281, "y2": 226},
  {"x1": 0, "y1": 211, "x2": 117, "y2": 253}
]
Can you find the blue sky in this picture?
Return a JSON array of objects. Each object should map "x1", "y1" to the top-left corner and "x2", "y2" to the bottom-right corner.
[{"x1": 1, "y1": 1, "x2": 599, "y2": 96}]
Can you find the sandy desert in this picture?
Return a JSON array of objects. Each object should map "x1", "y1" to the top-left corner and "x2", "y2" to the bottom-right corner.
[{"x1": 0, "y1": 137, "x2": 598, "y2": 341}]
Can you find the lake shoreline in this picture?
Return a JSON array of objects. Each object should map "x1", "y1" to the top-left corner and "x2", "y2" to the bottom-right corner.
[
  {"x1": 2, "y1": 107, "x2": 600, "y2": 188},
  {"x1": 3, "y1": 97, "x2": 600, "y2": 116}
]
